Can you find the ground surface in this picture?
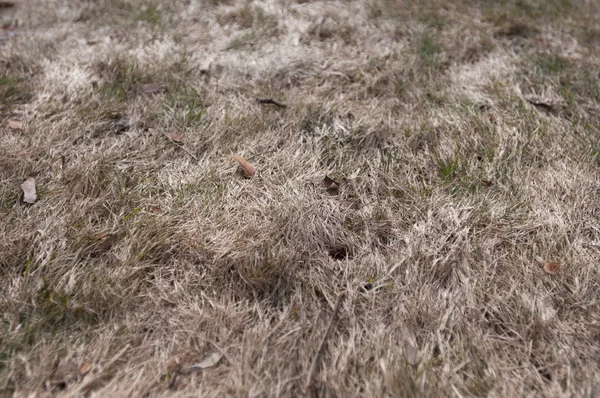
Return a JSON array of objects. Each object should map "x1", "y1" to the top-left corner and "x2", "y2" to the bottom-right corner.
[{"x1": 1, "y1": 0, "x2": 600, "y2": 397}]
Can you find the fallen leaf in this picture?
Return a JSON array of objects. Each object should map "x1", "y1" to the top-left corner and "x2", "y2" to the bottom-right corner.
[
  {"x1": 524, "y1": 94, "x2": 562, "y2": 114},
  {"x1": 21, "y1": 177, "x2": 36, "y2": 203},
  {"x1": 147, "y1": 205, "x2": 161, "y2": 214},
  {"x1": 168, "y1": 131, "x2": 183, "y2": 144},
  {"x1": 89, "y1": 233, "x2": 116, "y2": 256},
  {"x1": 543, "y1": 262, "x2": 559, "y2": 275},
  {"x1": 8, "y1": 120, "x2": 23, "y2": 130},
  {"x1": 112, "y1": 117, "x2": 130, "y2": 134},
  {"x1": 232, "y1": 154, "x2": 255, "y2": 178},
  {"x1": 79, "y1": 362, "x2": 92, "y2": 376},
  {"x1": 136, "y1": 83, "x2": 165, "y2": 95},
  {"x1": 181, "y1": 352, "x2": 222, "y2": 374},
  {"x1": 93, "y1": 232, "x2": 110, "y2": 241},
  {"x1": 323, "y1": 175, "x2": 340, "y2": 194}
]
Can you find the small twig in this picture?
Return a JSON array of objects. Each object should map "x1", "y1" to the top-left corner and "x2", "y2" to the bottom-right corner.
[
  {"x1": 160, "y1": 130, "x2": 198, "y2": 161},
  {"x1": 256, "y1": 98, "x2": 287, "y2": 108},
  {"x1": 305, "y1": 292, "x2": 345, "y2": 397}
]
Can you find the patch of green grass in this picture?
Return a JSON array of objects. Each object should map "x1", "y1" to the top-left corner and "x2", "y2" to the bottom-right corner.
[
  {"x1": 175, "y1": 172, "x2": 226, "y2": 211},
  {"x1": 483, "y1": 0, "x2": 574, "y2": 25},
  {"x1": 76, "y1": 0, "x2": 133, "y2": 23},
  {"x1": 437, "y1": 148, "x2": 462, "y2": 184},
  {"x1": 418, "y1": 32, "x2": 442, "y2": 68},
  {"x1": 95, "y1": 56, "x2": 158, "y2": 100},
  {"x1": 0, "y1": 190, "x2": 19, "y2": 213},
  {"x1": 162, "y1": 85, "x2": 206, "y2": 127},
  {"x1": 138, "y1": 4, "x2": 162, "y2": 27},
  {"x1": 220, "y1": 4, "x2": 281, "y2": 50},
  {"x1": 533, "y1": 54, "x2": 569, "y2": 74},
  {"x1": 0, "y1": 72, "x2": 32, "y2": 116},
  {"x1": 418, "y1": 7, "x2": 447, "y2": 29},
  {"x1": 217, "y1": 4, "x2": 277, "y2": 30}
]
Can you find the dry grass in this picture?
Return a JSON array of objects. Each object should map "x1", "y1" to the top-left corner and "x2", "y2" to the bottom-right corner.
[{"x1": 1, "y1": 0, "x2": 600, "y2": 396}]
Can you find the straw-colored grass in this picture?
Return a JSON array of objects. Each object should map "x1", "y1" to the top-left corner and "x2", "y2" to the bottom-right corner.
[{"x1": 1, "y1": 0, "x2": 600, "y2": 396}]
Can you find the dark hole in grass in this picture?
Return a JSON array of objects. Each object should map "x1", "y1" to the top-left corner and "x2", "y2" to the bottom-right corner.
[{"x1": 328, "y1": 246, "x2": 350, "y2": 260}]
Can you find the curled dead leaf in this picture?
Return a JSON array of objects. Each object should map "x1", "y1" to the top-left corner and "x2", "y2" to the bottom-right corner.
[
  {"x1": 89, "y1": 233, "x2": 116, "y2": 255},
  {"x1": 168, "y1": 131, "x2": 183, "y2": 144},
  {"x1": 232, "y1": 154, "x2": 255, "y2": 178},
  {"x1": 147, "y1": 205, "x2": 161, "y2": 214},
  {"x1": 136, "y1": 83, "x2": 165, "y2": 95},
  {"x1": 21, "y1": 177, "x2": 36, "y2": 203},
  {"x1": 93, "y1": 232, "x2": 110, "y2": 241},
  {"x1": 79, "y1": 361, "x2": 92, "y2": 376},
  {"x1": 181, "y1": 352, "x2": 222, "y2": 374},
  {"x1": 8, "y1": 120, "x2": 23, "y2": 130},
  {"x1": 323, "y1": 175, "x2": 340, "y2": 194},
  {"x1": 543, "y1": 262, "x2": 559, "y2": 275}
]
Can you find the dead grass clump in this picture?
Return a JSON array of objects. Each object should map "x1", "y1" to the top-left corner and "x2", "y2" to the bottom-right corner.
[
  {"x1": 305, "y1": 19, "x2": 356, "y2": 45},
  {"x1": 217, "y1": 4, "x2": 277, "y2": 30}
]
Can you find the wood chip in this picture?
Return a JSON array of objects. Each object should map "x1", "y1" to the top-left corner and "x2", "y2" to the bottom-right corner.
[{"x1": 232, "y1": 154, "x2": 255, "y2": 178}]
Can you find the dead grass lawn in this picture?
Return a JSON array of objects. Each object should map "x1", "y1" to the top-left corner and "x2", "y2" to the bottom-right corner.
[{"x1": 1, "y1": 0, "x2": 600, "y2": 396}]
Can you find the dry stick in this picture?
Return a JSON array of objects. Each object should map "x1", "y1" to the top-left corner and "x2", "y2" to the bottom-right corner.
[
  {"x1": 161, "y1": 130, "x2": 198, "y2": 161},
  {"x1": 305, "y1": 292, "x2": 346, "y2": 397},
  {"x1": 256, "y1": 98, "x2": 287, "y2": 108}
]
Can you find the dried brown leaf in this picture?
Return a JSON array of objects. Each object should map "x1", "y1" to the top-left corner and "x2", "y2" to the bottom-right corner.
[
  {"x1": 89, "y1": 234, "x2": 116, "y2": 255},
  {"x1": 147, "y1": 205, "x2": 161, "y2": 214},
  {"x1": 79, "y1": 361, "x2": 92, "y2": 376},
  {"x1": 168, "y1": 131, "x2": 183, "y2": 144},
  {"x1": 8, "y1": 120, "x2": 23, "y2": 130},
  {"x1": 323, "y1": 175, "x2": 340, "y2": 194},
  {"x1": 136, "y1": 83, "x2": 165, "y2": 95},
  {"x1": 543, "y1": 262, "x2": 559, "y2": 275},
  {"x1": 232, "y1": 154, "x2": 255, "y2": 178},
  {"x1": 21, "y1": 177, "x2": 36, "y2": 203},
  {"x1": 181, "y1": 352, "x2": 222, "y2": 374}
]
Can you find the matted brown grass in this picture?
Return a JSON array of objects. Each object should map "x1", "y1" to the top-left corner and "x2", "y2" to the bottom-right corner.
[{"x1": 1, "y1": 0, "x2": 600, "y2": 396}]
